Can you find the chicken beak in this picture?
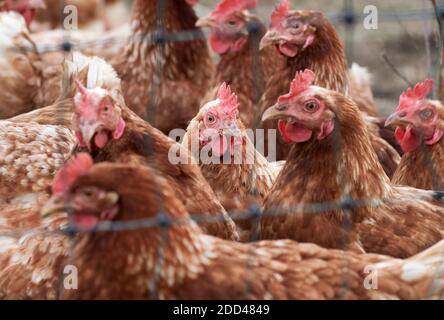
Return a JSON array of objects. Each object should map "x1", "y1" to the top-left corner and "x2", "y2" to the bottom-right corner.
[
  {"x1": 41, "y1": 194, "x2": 68, "y2": 217},
  {"x1": 261, "y1": 103, "x2": 290, "y2": 122},
  {"x1": 196, "y1": 16, "x2": 216, "y2": 28},
  {"x1": 29, "y1": 0, "x2": 46, "y2": 9},
  {"x1": 384, "y1": 112, "x2": 407, "y2": 128},
  {"x1": 260, "y1": 30, "x2": 279, "y2": 50}
]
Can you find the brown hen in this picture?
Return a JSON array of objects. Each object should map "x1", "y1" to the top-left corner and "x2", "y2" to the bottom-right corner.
[
  {"x1": 183, "y1": 83, "x2": 283, "y2": 240},
  {"x1": 260, "y1": 70, "x2": 444, "y2": 259},
  {"x1": 387, "y1": 79, "x2": 444, "y2": 190}
]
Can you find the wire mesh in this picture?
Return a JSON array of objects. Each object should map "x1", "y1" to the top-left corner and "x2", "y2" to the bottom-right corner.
[{"x1": 1, "y1": 0, "x2": 444, "y2": 300}]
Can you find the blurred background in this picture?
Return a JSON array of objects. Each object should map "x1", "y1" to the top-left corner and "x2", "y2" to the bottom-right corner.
[{"x1": 32, "y1": 0, "x2": 444, "y2": 116}]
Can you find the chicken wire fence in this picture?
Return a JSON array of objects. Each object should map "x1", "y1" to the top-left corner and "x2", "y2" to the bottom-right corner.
[{"x1": 1, "y1": 0, "x2": 444, "y2": 299}]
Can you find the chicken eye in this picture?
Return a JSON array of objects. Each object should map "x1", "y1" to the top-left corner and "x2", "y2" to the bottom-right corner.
[
  {"x1": 288, "y1": 19, "x2": 302, "y2": 31},
  {"x1": 81, "y1": 189, "x2": 95, "y2": 198},
  {"x1": 227, "y1": 20, "x2": 237, "y2": 26},
  {"x1": 420, "y1": 109, "x2": 432, "y2": 120},
  {"x1": 207, "y1": 114, "x2": 216, "y2": 124},
  {"x1": 304, "y1": 101, "x2": 318, "y2": 113}
]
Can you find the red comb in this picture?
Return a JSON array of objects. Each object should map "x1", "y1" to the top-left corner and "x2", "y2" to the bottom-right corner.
[
  {"x1": 278, "y1": 69, "x2": 315, "y2": 104},
  {"x1": 52, "y1": 153, "x2": 93, "y2": 195},
  {"x1": 397, "y1": 79, "x2": 434, "y2": 111},
  {"x1": 271, "y1": 0, "x2": 291, "y2": 27},
  {"x1": 210, "y1": 0, "x2": 256, "y2": 19},
  {"x1": 217, "y1": 82, "x2": 239, "y2": 113}
]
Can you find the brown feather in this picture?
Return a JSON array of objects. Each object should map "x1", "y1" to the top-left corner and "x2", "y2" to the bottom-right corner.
[{"x1": 3, "y1": 163, "x2": 442, "y2": 299}]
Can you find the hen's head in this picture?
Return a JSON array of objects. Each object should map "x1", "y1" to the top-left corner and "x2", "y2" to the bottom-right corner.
[
  {"x1": 0, "y1": 0, "x2": 45, "y2": 25},
  {"x1": 196, "y1": 83, "x2": 243, "y2": 157},
  {"x1": 260, "y1": 0, "x2": 324, "y2": 58},
  {"x1": 74, "y1": 80, "x2": 126, "y2": 151},
  {"x1": 196, "y1": 0, "x2": 257, "y2": 54},
  {"x1": 262, "y1": 69, "x2": 336, "y2": 143},
  {"x1": 43, "y1": 153, "x2": 119, "y2": 230},
  {"x1": 44, "y1": 153, "x2": 175, "y2": 230},
  {"x1": 385, "y1": 79, "x2": 444, "y2": 153}
]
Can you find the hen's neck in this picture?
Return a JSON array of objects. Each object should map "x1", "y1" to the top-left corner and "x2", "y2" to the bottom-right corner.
[
  {"x1": 271, "y1": 96, "x2": 390, "y2": 219},
  {"x1": 392, "y1": 139, "x2": 444, "y2": 190},
  {"x1": 200, "y1": 131, "x2": 279, "y2": 203},
  {"x1": 288, "y1": 22, "x2": 348, "y2": 93},
  {"x1": 90, "y1": 106, "x2": 169, "y2": 164},
  {"x1": 124, "y1": 0, "x2": 209, "y2": 81}
]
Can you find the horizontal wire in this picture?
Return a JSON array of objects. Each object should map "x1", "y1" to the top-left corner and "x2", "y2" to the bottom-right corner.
[
  {"x1": 1, "y1": 192, "x2": 442, "y2": 239},
  {"x1": 5, "y1": 6, "x2": 443, "y2": 56}
]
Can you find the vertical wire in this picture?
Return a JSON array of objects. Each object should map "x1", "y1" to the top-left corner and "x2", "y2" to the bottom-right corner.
[
  {"x1": 56, "y1": 0, "x2": 76, "y2": 301},
  {"x1": 148, "y1": 0, "x2": 169, "y2": 300},
  {"x1": 337, "y1": 0, "x2": 355, "y2": 299}
]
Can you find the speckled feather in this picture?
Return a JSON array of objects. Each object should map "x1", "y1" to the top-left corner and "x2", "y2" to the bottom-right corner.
[{"x1": 0, "y1": 121, "x2": 76, "y2": 203}]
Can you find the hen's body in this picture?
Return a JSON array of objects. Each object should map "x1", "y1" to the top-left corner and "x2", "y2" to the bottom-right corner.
[
  {"x1": 392, "y1": 138, "x2": 444, "y2": 190},
  {"x1": 113, "y1": 0, "x2": 214, "y2": 134},
  {"x1": 0, "y1": 121, "x2": 75, "y2": 202}
]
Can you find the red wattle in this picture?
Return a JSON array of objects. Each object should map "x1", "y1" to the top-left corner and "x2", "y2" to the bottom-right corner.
[
  {"x1": 424, "y1": 129, "x2": 444, "y2": 146},
  {"x1": 73, "y1": 214, "x2": 99, "y2": 229},
  {"x1": 278, "y1": 119, "x2": 292, "y2": 143},
  {"x1": 278, "y1": 120, "x2": 313, "y2": 143},
  {"x1": 278, "y1": 43, "x2": 299, "y2": 57},
  {"x1": 395, "y1": 126, "x2": 421, "y2": 153},
  {"x1": 209, "y1": 33, "x2": 231, "y2": 55}
]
